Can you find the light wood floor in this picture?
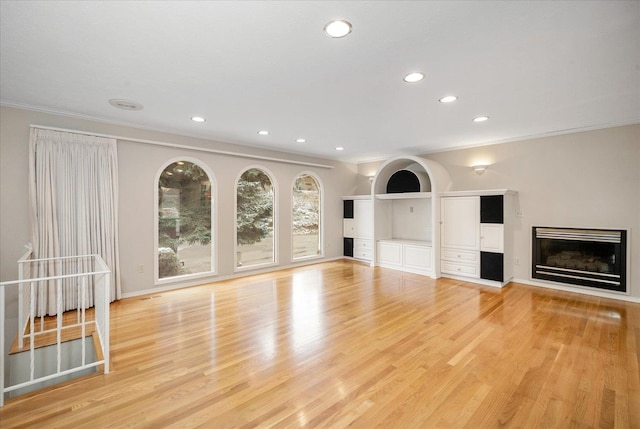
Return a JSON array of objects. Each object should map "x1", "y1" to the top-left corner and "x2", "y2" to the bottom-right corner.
[{"x1": 1, "y1": 260, "x2": 639, "y2": 428}]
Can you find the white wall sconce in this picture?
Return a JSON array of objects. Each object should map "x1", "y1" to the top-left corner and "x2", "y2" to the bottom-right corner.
[
  {"x1": 368, "y1": 175, "x2": 375, "y2": 183},
  {"x1": 472, "y1": 164, "x2": 488, "y2": 175}
]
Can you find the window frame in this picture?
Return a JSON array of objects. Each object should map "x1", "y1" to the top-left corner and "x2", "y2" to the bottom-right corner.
[
  {"x1": 291, "y1": 171, "x2": 324, "y2": 262},
  {"x1": 154, "y1": 157, "x2": 217, "y2": 285},
  {"x1": 234, "y1": 165, "x2": 278, "y2": 272}
]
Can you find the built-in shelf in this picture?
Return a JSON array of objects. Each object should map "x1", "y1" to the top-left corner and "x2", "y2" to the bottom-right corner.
[
  {"x1": 341, "y1": 195, "x2": 372, "y2": 200},
  {"x1": 375, "y1": 192, "x2": 432, "y2": 200},
  {"x1": 440, "y1": 189, "x2": 515, "y2": 197},
  {"x1": 377, "y1": 239, "x2": 432, "y2": 247}
]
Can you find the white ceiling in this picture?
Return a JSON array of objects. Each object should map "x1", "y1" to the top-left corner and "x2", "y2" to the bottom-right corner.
[{"x1": 1, "y1": 1, "x2": 639, "y2": 163}]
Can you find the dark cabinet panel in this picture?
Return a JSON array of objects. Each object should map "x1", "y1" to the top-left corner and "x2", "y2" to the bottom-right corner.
[
  {"x1": 343, "y1": 200, "x2": 354, "y2": 219},
  {"x1": 480, "y1": 195, "x2": 503, "y2": 224},
  {"x1": 481, "y1": 252, "x2": 504, "y2": 282},
  {"x1": 344, "y1": 237, "x2": 354, "y2": 257}
]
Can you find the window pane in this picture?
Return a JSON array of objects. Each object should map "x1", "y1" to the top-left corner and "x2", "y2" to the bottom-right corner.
[
  {"x1": 293, "y1": 174, "x2": 321, "y2": 259},
  {"x1": 158, "y1": 161, "x2": 212, "y2": 279},
  {"x1": 237, "y1": 168, "x2": 274, "y2": 267}
]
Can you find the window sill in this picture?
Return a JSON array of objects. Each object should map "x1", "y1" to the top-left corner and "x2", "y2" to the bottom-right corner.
[
  {"x1": 235, "y1": 262, "x2": 278, "y2": 273},
  {"x1": 292, "y1": 254, "x2": 324, "y2": 263},
  {"x1": 155, "y1": 271, "x2": 217, "y2": 286}
]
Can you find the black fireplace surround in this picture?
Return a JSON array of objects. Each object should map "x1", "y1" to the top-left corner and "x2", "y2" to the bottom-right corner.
[{"x1": 532, "y1": 227, "x2": 627, "y2": 292}]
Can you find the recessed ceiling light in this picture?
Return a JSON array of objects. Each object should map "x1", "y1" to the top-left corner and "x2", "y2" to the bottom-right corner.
[
  {"x1": 336, "y1": 147, "x2": 344, "y2": 151},
  {"x1": 177, "y1": 161, "x2": 185, "y2": 165},
  {"x1": 439, "y1": 95, "x2": 458, "y2": 103},
  {"x1": 403, "y1": 72, "x2": 424, "y2": 83},
  {"x1": 191, "y1": 116, "x2": 206, "y2": 122},
  {"x1": 324, "y1": 20, "x2": 352, "y2": 38},
  {"x1": 258, "y1": 130, "x2": 270, "y2": 136},
  {"x1": 296, "y1": 138, "x2": 306, "y2": 143},
  {"x1": 473, "y1": 116, "x2": 490, "y2": 122},
  {"x1": 108, "y1": 99, "x2": 143, "y2": 111}
]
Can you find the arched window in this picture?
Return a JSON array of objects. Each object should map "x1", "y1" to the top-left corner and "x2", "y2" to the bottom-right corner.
[
  {"x1": 292, "y1": 173, "x2": 322, "y2": 259},
  {"x1": 236, "y1": 167, "x2": 276, "y2": 268},
  {"x1": 157, "y1": 160, "x2": 214, "y2": 280}
]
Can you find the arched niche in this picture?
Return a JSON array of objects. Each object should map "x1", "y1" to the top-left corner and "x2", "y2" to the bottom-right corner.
[
  {"x1": 371, "y1": 156, "x2": 451, "y2": 195},
  {"x1": 369, "y1": 156, "x2": 452, "y2": 278}
]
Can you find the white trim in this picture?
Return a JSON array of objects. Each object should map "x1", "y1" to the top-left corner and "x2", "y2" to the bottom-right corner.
[
  {"x1": 440, "y1": 273, "x2": 509, "y2": 288},
  {"x1": 121, "y1": 257, "x2": 344, "y2": 298},
  {"x1": 377, "y1": 263, "x2": 433, "y2": 277},
  {"x1": 154, "y1": 157, "x2": 217, "y2": 285},
  {"x1": 234, "y1": 166, "x2": 278, "y2": 271},
  {"x1": 348, "y1": 119, "x2": 640, "y2": 164},
  {"x1": 29, "y1": 124, "x2": 334, "y2": 169},
  {"x1": 291, "y1": 171, "x2": 324, "y2": 262},
  {"x1": 374, "y1": 192, "x2": 432, "y2": 200},
  {"x1": 512, "y1": 277, "x2": 640, "y2": 303}
]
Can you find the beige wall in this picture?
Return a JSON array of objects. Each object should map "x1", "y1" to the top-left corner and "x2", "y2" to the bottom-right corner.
[
  {"x1": 359, "y1": 124, "x2": 640, "y2": 299},
  {"x1": 0, "y1": 106, "x2": 358, "y2": 296},
  {"x1": 2, "y1": 105, "x2": 638, "y2": 300}
]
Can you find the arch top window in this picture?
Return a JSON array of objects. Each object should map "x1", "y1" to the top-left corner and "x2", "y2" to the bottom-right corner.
[
  {"x1": 293, "y1": 173, "x2": 322, "y2": 260},
  {"x1": 236, "y1": 168, "x2": 276, "y2": 269},
  {"x1": 157, "y1": 160, "x2": 213, "y2": 280}
]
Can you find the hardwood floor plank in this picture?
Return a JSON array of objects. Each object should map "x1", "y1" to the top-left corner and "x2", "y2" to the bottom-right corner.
[{"x1": 1, "y1": 260, "x2": 638, "y2": 428}]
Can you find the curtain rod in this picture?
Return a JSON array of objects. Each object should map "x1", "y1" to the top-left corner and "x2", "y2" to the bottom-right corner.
[{"x1": 29, "y1": 124, "x2": 335, "y2": 169}]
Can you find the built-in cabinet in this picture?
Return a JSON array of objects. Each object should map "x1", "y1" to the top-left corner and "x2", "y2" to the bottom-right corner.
[
  {"x1": 343, "y1": 179, "x2": 515, "y2": 287},
  {"x1": 342, "y1": 159, "x2": 516, "y2": 289},
  {"x1": 374, "y1": 192, "x2": 434, "y2": 276},
  {"x1": 440, "y1": 190, "x2": 515, "y2": 287},
  {"x1": 377, "y1": 239, "x2": 433, "y2": 275},
  {"x1": 342, "y1": 197, "x2": 373, "y2": 262}
]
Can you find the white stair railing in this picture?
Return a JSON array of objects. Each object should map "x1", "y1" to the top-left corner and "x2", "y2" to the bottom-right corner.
[{"x1": 0, "y1": 253, "x2": 110, "y2": 407}]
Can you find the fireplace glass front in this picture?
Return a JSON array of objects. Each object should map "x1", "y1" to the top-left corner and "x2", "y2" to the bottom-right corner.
[{"x1": 532, "y1": 227, "x2": 626, "y2": 292}]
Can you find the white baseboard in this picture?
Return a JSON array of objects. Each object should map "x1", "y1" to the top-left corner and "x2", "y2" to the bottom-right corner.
[
  {"x1": 512, "y1": 277, "x2": 640, "y2": 303},
  {"x1": 121, "y1": 256, "x2": 344, "y2": 299},
  {"x1": 121, "y1": 260, "x2": 639, "y2": 304}
]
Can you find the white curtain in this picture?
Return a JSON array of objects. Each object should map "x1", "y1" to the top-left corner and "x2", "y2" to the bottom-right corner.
[{"x1": 29, "y1": 128, "x2": 121, "y2": 316}]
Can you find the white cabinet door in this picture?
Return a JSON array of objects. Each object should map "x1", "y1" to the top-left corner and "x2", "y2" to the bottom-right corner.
[
  {"x1": 403, "y1": 245, "x2": 432, "y2": 271},
  {"x1": 343, "y1": 219, "x2": 354, "y2": 238},
  {"x1": 480, "y1": 224, "x2": 504, "y2": 253},
  {"x1": 377, "y1": 241, "x2": 402, "y2": 265},
  {"x1": 441, "y1": 196, "x2": 480, "y2": 250},
  {"x1": 354, "y1": 199, "x2": 373, "y2": 239}
]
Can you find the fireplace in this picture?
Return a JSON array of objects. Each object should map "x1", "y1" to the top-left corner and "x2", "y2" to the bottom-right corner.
[{"x1": 532, "y1": 227, "x2": 627, "y2": 292}]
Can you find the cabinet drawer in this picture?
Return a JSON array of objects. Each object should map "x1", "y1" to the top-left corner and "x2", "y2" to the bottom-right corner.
[
  {"x1": 354, "y1": 248, "x2": 373, "y2": 260},
  {"x1": 442, "y1": 248, "x2": 479, "y2": 263},
  {"x1": 354, "y1": 238, "x2": 372, "y2": 250},
  {"x1": 441, "y1": 261, "x2": 479, "y2": 278}
]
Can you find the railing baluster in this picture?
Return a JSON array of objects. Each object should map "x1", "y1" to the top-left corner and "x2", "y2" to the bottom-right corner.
[
  {"x1": 30, "y1": 280, "x2": 35, "y2": 382},
  {"x1": 1, "y1": 285, "x2": 5, "y2": 407},
  {"x1": 56, "y1": 277, "x2": 62, "y2": 374},
  {"x1": 0, "y1": 254, "x2": 110, "y2": 406},
  {"x1": 104, "y1": 271, "x2": 110, "y2": 374},
  {"x1": 18, "y1": 262, "x2": 24, "y2": 349},
  {"x1": 81, "y1": 275, "x2": 86, "y2": 367}
]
